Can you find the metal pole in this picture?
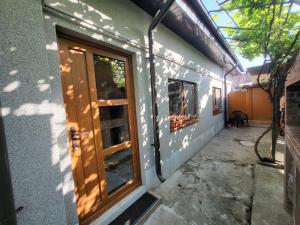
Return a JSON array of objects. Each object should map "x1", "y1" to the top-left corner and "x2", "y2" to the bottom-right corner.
[{"x1": 224, "y1": 64, "x2": 237, "y2": 127}]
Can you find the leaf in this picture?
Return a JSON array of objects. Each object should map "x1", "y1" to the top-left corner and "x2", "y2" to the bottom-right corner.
[{"x1": 221, "y1": 0, "x2": 300, "y2": 61}]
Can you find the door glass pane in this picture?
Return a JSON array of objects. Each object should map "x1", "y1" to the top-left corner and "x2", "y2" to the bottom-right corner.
[
  {"x1": 99, "y1": 105, "x2": 130, "y2": 149},
  {"x1": 93, "y1": 54, "x2": 127, "y2": 99},
  {"x1": 105, "y1": 148, "x2": 134, "y2": 194}
]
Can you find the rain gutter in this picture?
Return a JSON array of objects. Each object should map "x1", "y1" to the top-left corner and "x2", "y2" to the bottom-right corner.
[{"x1": 189, "y1": 0, "x2": 244, "y2": 71}]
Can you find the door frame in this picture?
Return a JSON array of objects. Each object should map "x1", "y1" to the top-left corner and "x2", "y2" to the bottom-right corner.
[{"x1": 58, "y1": 33, "x2": 141, "y2": 225}]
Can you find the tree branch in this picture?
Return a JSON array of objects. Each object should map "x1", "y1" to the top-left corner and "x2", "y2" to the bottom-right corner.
[
  {"x1": 254, "y1": 126, "x2": 272, "y2": 162},
  {"x1": 208, "y1": 1, "x2": 292, "y2": 13}
]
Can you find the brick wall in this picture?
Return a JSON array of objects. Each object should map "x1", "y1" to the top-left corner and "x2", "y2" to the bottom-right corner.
[
  {"x1": 285, "y1": 49, "x2": 300, "y2": 224},
  {"x1": 286, "y1": 50, "x2": 300, "y2": 87},
  {"x1": 287, "y1": 85, "x2": 300, "y2": 125},
  {"x1": 286, "y1": 49, "x2": 300, "y2": 126}
]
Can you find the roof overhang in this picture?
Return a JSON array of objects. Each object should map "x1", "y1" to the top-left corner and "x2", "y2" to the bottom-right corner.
[
  {"x1": 131, "y1": 0, "x2": 244, "y2": 76},
  {"x1": 247, "y1": 63, "x2": 271, "y2": 75}
]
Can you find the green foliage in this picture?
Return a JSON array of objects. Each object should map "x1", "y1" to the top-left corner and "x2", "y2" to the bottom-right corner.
[
  {"x1": 222, "y1": 0, "x2": 300, "y2": 61},
  {"x1": 212, "y1": 14, "x2": 220, "y2": 20},
  {"x1": 96, "y1": 56, "x2": 126, "y2": 88},
  {"x1": 221, "y1": 1, "x2": 300, "y2": 162}
]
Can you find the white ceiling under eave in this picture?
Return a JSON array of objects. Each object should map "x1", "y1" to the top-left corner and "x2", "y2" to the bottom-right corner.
[{"x1": 131, "y1": 0, "x2": 244, "y2": 77}]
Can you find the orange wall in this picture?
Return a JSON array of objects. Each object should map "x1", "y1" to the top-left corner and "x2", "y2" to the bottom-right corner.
[{"x1": 228, "y1": 87, "x2": 272, "y2": 122}]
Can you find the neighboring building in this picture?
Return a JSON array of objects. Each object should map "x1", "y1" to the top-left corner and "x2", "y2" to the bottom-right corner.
[
  {"x1": 285, "y1": 50, "x2": 300, "y2": 225},
  {"x1": 247, "y1": 63, "x2": 271, "y2": 86},
  {"x1": 0, "y1": 0, "x2": 242, "y2": 224},
  {"x1": 228, "y1": 64, "x2": 272, "y2": 125}
]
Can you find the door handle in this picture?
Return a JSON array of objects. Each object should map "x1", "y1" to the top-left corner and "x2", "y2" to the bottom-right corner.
[{"x1": 70, "y1": 127, "x2": 80, "y2": 151}]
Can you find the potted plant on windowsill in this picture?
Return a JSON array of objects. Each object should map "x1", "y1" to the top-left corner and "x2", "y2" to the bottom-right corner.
[
  {"x1": 180, "y1": 115, "x2": 189, "y2": 127},
  {"x1": 170, "y1": 114, "x2": 177, "y2": 130}
]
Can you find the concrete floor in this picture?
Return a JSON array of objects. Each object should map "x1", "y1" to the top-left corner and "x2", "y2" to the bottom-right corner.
[{"x1": 144, "y1": 127, "x2": 292, "y2": 225}]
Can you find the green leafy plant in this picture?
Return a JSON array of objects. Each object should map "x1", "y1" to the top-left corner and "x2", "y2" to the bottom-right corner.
[{"x1": 222, "y1": 0, "x2": 300, "y2": 163}]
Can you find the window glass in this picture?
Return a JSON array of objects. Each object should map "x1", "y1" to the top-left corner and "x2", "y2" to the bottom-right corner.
[
  {"x1": 104, "y1": 148, "x2": 133, "y2": 194},
  {"x1": 168, "y1": 80, "x2": 197, "y2": 131},
  {"x1": 99, "y1": 105, "x2": 130, "y2": 149},
  {"x1": 213, "y1": 87, "x2": 222, "y2": 113},
  {"x1": 168, "y1": 80, "x2": 182, "y2": 115},
  {"x1": 93, "y1": 54, "x2": 127, "y2": 99},
  {"x1": 183, "y1": 82, "x2": 196, "y2": 120}
]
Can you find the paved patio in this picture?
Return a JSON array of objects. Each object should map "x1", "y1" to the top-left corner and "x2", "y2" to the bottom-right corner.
[{"x1": 144, "y1": 126, "x2": 292, "y2": 225}]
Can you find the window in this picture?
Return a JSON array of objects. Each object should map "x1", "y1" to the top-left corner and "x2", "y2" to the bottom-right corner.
[
  {"x1": 212, "y1": 87, "x2": 222, "y2": 115},
  {"x1": 168, "y1": 79, "x2": 198, "y2": 131}
]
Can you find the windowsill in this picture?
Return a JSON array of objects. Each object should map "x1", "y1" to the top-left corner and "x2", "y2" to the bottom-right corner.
[
  {"x1": 170, "y1": 119, "x2": 199, "y2": 132},
  {"x1": 213, "y1": 110, "x2": 222, "y2": 116}
]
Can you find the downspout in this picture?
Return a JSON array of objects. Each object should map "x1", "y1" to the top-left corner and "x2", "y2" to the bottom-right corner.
[
  {"x1": 148, "y1": 0, "x2": 175, "y2": 183},
  {"x1": 0, "y1": 101, "x2": 17, "y2": 225},
  {"x1": 224, "y1": 64, "x2": 237, "y2": 127}
]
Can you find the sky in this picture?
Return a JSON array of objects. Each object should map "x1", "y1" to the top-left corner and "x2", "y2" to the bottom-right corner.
[{"x1": 200, "y1": 0, "x2": 270, "y2": 69}]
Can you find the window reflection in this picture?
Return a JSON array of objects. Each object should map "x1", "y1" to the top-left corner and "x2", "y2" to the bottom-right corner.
[
  {"x1": 184, "y1": 82, "x2": 196, "y2": 119},
  {"x1": 213, "y1": 87, "x2": 222, "y2": 114},
  {"x1": 168, "y1": 80, "x2": 182, "y2": 115},
  {"x1": 168, "y1": 79, "x2": 197, "y2": 131},
  {"x1": 100, "y1": 105, "x2": 130, "y2": 149},
  {"x1": 94, "y1": 55, "x2": 127, "y2": 99},
  {"x1": 105, "y1": 148, "x2": 133, "y2": 194}
]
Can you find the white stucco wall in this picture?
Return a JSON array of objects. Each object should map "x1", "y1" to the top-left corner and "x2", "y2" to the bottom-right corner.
[{"x1": 0, "y1": 0, "x2": 225, "y2": 224}]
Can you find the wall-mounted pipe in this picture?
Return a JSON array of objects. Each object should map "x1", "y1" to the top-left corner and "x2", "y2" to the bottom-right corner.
[
  {"x1": 224, "y1": 64, "x2": 237, "y2": 127},
  {"x1": 148, "y1": 0, "x2": 175, "y2": 183},
  {"x1": 0, "y1": 101, "x2": 16, "y2": 225}
]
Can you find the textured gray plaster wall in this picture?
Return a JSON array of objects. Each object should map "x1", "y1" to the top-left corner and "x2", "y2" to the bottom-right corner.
[
  {"x1": 0, "y1": 0, "x2": 70, "y2": 224},
  {"x1": 43, "y1": 0, "x2": 225, "y2": 182},
  {"x1": 0, "y1": 0, "x2": 225, "y2": 224}
]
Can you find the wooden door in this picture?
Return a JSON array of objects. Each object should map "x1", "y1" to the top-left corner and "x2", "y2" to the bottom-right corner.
[{"x1": 58, "y1": 37, "x2": 141, "y2": 224}]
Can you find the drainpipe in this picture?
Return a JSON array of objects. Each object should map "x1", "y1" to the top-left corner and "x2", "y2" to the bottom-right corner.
[
  {"x1": 0, "y1": 101, "x2": 17, "y2": 225},
  {"x1": 224, "y1": 64, "x2": 237, "y2": 127},
  {"x1": 148, "y1": 0, "x2": 175, "y2": 183}
]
